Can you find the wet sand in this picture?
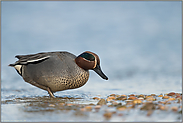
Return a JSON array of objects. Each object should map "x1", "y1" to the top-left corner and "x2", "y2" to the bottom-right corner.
[{"x1": 1, "y1": 92, "x2": 182, "y2": 122}]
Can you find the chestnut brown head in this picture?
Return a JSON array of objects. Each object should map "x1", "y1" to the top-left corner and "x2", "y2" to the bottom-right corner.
[{"x1": 75, "y1": 51, "x2": 108, "y2": 80}]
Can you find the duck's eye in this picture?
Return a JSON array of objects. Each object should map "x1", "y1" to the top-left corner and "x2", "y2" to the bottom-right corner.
[{"x1": 79, "y1": 53, "x2": 95, "y2": 61}]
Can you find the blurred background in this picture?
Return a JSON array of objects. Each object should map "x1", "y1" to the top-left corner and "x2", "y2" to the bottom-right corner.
[{"x1": 1, "y1": 1, "x2": 182, "y2": 98}]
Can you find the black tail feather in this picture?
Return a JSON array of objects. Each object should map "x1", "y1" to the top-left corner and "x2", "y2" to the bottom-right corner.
[{"x1": 8, "y1": 64, "x2": 15, "y2": 67}]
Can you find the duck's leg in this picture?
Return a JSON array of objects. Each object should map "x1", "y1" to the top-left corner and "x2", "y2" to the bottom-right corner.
[
  {"x1": 25, "y1": 80, "x2": 55, "y2": 98},
  {"x1": 46, "y1": 87, "x2": 55, "y2": 98}
]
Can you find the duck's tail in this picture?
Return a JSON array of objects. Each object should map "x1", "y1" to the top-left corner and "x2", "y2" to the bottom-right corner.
[{"x1": 8, "y1": 63, "x2": 15, "y2": 67}]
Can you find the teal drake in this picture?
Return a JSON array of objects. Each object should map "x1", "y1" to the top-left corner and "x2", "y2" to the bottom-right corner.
[{"x1": 9, "y1": 51, "x2": 108, "y2": 98}]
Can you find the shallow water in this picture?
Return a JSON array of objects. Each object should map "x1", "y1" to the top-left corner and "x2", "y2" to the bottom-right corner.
[{"x1": 1, "y1": 1, "x2": 182, "y2": 122}]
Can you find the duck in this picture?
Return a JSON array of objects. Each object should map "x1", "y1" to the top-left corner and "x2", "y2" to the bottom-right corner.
[{"x1": 9, "y1": 51, "x2": 108, "y2": 98}]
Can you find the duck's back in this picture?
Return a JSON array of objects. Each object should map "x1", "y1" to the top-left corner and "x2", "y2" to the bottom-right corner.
[{"x1": 22, "y1": 52, "x2": 89, "y2": 92}]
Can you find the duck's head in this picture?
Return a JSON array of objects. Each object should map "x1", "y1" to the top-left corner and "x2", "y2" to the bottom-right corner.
[{"x1": 75, "y1": 51, "x2": 108, "y2": 80}]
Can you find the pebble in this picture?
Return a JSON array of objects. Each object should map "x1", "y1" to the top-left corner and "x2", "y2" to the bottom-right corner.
[
  {"x1": 133, "y1": 99, "x2": 142, "y2": 104},
  {"x1": 140, "y1": 102, "x2": 156, "y2": 110},
  {"x1": 103, "y1": 112, "x2": 112, "y2": 119},
  {"x1": 116, "y1": 106, "x2": 127, "y2": 111},
  {"x1": 116, "y1": 95, "x2": 121, "y2": 97},
  {"x1": 85, "y1": 106, "x2": 92, "y2": 111},
  {"x1": 158, "y1": 95, "x2": 163, "y2": 97},
  {"x1": 93, "y1": 97, "x2": 101, "y2": 100},
  {"x1": 129, "y1": 94, "x2": 135, "y2": 97},
  {"x1": 151, "y1": 94, "x2": 156, "y2": 96},
  {"x1": 110, "y1": 94, "x2": 116, "y2": 97},
  {"x1": 171, "y1": 106, "x2": 178, "y2": 112},
  {"x1": 138, "y1": 94, "x2": 145, "y2": 98},
  {"x1": 146, "y1": 97, "x2": 156, "y2": 101},
  {"x1": 128, "y1": 96, "x2": 137, "y2": 100},
  {"x1": 115, "y1": 96, "x2": 127, "y2": 100},
  {"x1": 121, "y1": 94, "x2": 127, "y2": 97},
  {"x1": 167, "y1": 92, "x2": 176, "y2": 96},
  {"x1": 168, "y1": 98, "x2": 176, "y2": 101},
  {"x1": 145, "y1": 95, "x2": 153, "y2": 99},
  {"x1": 97, "y1": 99, "x2": 107, "y2": 105},
  {"x1": 162, "y1": 96, "x2": 170, "y2": 99},
  {"x1": 107, "y1": 96, "x2": 116, "y2": 101}
]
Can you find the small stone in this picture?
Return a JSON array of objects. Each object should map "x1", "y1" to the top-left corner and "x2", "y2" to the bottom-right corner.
[
  {"x1": 162, "y1": 96, "x2": 170, "y2": 99},
  {"x1": 151, "y1": 94, "x2": 156, "y2": 96},
  {"x1": 93, "y1": 97, "x2": 101, "y2": 100},
  {"x1": 145, "y1": 95, "x2": 153, "y2": 99},
  {"x1": 85, "y1": 106, "x2": 92, "y2": 111},
  {"x1": 116, "y1": 105, "x2": 127, "y2": 111},
  {"x1": 107, "y1": 96, "x2": 116, "y2": 101},
  {"x1": 171, "y1": 106, "x2": 178, "y2": 112},
  {"x1": 167, "y1": 92, "x2": 176, "y2": 96},
  {"x1": 117, "y1": 95, "x2": 121, "y2": 97},
  {"x1": 97, "y1": 99, "x2": 107, "y2": 105},
  {"x1": 140, "y1": 102, "x2": 156, "y2": 110},
  {"x1": 168, "y1": 98, "x2": 176, "y2": 101},
  {"x1": 158, "y1": 95, "x2": 163, "y2": 97},
  {"x1": 129, "y1": 94, "x2": 135, "y2": 97},
  {"x1": 106, "y1": 98, "x2": 112, "y2": 102},
  {"x1": 110, "y1": 94, "x2": 116, "y2": 96},
  {"x1": 133, "y1": 99, "x2": 142, "y2": 104},
  {"x1": 121, "y1": 94, "x2": 127, "y2": 97},
  {"x1": 146, "y1": 97, "x2": 156, "y2": 101},
  {"x1": 128, "y1": 96, "x2": 137, "y2": 100},
  {"x1": 103, "y1": 112, "x2": 112, "y2": 119},
  {"x1": 115, "y1": 96, "x2": 127, "y2": 100},
  {"x1": 138, "y1": 94, "x2": 145, "y2": 98}
]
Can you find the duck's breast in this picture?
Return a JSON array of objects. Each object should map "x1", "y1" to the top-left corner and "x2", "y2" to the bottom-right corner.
[{"x1": 22, "y1": 52, "x2": 89, "y2": 92}]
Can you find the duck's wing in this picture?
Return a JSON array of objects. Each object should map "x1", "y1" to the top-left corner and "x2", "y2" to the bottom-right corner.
[{"x1": 10, "y1": 52, "x2": 50, "y2": 66}]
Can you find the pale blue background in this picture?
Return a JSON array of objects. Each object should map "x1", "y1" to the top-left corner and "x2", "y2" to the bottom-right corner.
[{"x1": 1, "y1": 1, "x2": 182, "y2": 96}]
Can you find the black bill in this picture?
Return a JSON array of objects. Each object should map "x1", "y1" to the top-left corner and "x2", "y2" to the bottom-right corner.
[{"x1": 93, "y1": 64, "x2": 108, "y2": 80}]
